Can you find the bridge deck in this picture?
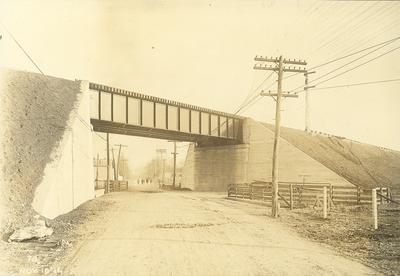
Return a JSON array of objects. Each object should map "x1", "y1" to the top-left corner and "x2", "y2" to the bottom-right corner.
[{"x1": 89, "y1": 83, "x2": 243, "y2": 145}]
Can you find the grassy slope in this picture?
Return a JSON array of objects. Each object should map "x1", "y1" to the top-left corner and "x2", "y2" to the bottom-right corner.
[
  {"x1": 262, "y1": 123, "x2": 400, "y2": 192},
  {"x1": 0, "y1": 68, "x2": 80, "y2": 234}
]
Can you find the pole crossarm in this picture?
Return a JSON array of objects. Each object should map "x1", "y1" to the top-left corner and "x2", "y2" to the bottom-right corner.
[
  {"x1": 253, "y1": 64, "x2": 307, "y2": 73},
  {"x1": 260, "y1": 92, "x2": 298, "y2": 98},
  {"x1": 254, "y1": 56, "x2": 307, "y2": 65},
  {"x1": 253, "y1": 54, "x2": 307, "y2": 218}
]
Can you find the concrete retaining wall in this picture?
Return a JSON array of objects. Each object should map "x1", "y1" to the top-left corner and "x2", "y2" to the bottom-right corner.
[
  {"x1": 181, "y1": 143, "x2": 249, "y2": 191},
  {"x1": 182, "y1": 118, "x2": 353, "y2": 191},
  {"x1": 0, "y1": 69, "x2": 96, "y2": 232},
  {"x1": 32, "y1": 81, "x2": 94, "y2": 219}
]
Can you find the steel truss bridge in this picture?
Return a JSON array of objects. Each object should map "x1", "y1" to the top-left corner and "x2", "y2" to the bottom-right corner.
[{"x1": 89, "y1": 83, "x2": 244, "y2": 146}]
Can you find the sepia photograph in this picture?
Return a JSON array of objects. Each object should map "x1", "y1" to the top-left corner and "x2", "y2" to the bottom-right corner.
[{"x1": 0, "y1": 0, "x2": 399, "y2": 275}]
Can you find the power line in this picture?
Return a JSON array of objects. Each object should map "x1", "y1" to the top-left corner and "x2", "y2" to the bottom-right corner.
[
  {"x1": 0, "y1": 21, "x2": 45, "y2": 75},
  {"x1": 332, "y1": 7, "x2": 400, "y2": 58},
  {"x1": 290, "y1": 38, "x2": 397, "y2": 93},
  {"x1": 308, "y1": 78, "x2": 400, "y2": 92},
  {"x1": 235, "y1": 79, "x2": 279, "y2": 115},
  {"x1": 2, "y1": 22, "x2": 105, "y2": 142},
  {"x1": 235, "y1": 71, "x2": 275, "y2": 113},
  {"x1": 295, "y1": 45, "x2": 400, "y2": 94},
  {"x1": 284, "y1": 35, "x2": 400, "y2": 82},
  {"x1": 236, "y1": 93, "x2": 262, "y2": 115},
  {"x1": 304, "y1": 1, "x2": 369, "y2": 57},
  {"x1": 310, "y1": 1, "x2": 378, "y2": 55},
  {"x1": 311, "y1": 35, "x2": 400, "y2": 71},
  {"x1": 237, "y1": 95, "x2": 263, "y2": 115},
  {"x1": 324, "y1": 2, "x2": 395, "y2": 57},
  {"x1": 304, "y1": 1, "x2": 347, "y2": 45}
]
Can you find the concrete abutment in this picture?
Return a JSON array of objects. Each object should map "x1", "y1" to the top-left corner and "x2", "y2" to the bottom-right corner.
[{"x1": 181, "y1": 118, "x2": 353, "y2": 191}]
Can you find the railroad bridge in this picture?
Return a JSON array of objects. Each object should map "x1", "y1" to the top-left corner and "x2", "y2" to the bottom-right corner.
[
  {"x1": 87, "y1": 82, "x2": 356, "y2": 192},
  {"x1": 89, "y1": 83, "x2": 244, "y2": 146},
  {"x1": 3, "y1": 69, "x2": 397, "y2": 227}
]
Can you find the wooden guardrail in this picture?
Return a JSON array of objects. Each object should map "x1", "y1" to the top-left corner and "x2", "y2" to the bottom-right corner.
[
  {"x1": 96, "y1": 180, "x2": 129, "y2": 192},
  {"x1": 227, "y1": 182, "x2": 392, "y2": 207},
  {"x1": 109, "y1": 180, "x2": 128, "y2": 192}
]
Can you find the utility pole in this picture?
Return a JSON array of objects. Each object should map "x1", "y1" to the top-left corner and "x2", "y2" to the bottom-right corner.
[
  {"x1": 114, "y1": 144, "x2": 128, "y2": 180},
  {"x1": 254, "y1": 55, "x2": 307, "y2": 218},
  {"x1": 304, "y1": 71, "x2": 316, "y2": 132},
  {"x1": 168, "y1": 141, "x2": 178, "y2": 189},
  {"x1": 106, "y1": 133, "x2": 110, "y2": 194},
  {"x1": 111, "y1": 148, "x2": 117, "y2": 181},
  {"x1": 156, "y1": 149, "x2": 167, "y2": 187},
  {"x1": 96, "y1": 154, "x2": 100, "y2": 189},
  {"x1": 299, "y1": 173, "x2": 310, "y2": 186}
]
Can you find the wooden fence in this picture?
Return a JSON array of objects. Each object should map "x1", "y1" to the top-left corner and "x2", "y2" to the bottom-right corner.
[
  {"x1": 227, "y1": 182, "x2": 392, "y2": 207},
  {"x1": 96, "y1": 180, "x2": 128, "y2": 192},
  {"x1": 109, "y1": 180, "x2": 128, "y2": 192}
]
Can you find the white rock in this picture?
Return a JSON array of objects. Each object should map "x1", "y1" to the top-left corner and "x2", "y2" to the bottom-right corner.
[{"x1": 8, "y1": 225, "x2": 53, "y2": 242}]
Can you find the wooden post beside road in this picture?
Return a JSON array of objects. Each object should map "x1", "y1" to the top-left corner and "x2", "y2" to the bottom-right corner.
[
  {"x1": 372, "y1": 188, "x2": 378, "y2": 230},
  {"x1": 323, "y1": 186, "x2": 327, "y2": 219},
  {"x1": 171, "y1": 141, "x2": 177, "y2": 188},
  {"x1": 106, "y1": 133, "x2": 110, "y2": 194},
  {"x1": 289, "y1": 184, "x2": 293, "y2": 210}
]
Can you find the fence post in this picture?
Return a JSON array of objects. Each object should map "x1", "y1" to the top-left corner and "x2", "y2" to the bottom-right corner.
[
  {"x1": 387, "y1": 187, "x2": 391, "y2": 203},
  {"x1": 299, "y1": 186, "x2": 302, "y2": 206},
  {"x1": 379, "y1": 187, "x2": 383, "y2": 204},
  {"x1": 323, "y1": 186, "x2": 327, "y2": 219},
  {"x1": 357, "y1": 186, "x2": 361, "y2": 205},
  {"x1": 330, "y1": 184, "x2": 334, "y2": 205},
  {"x1": 251, "y1": 185, "x2": 254, "y2": 200},
  {"x1": 235, "y1": 185, "x2": 238, "y2": 198},
  {"x1": 372, "y1": 188, "x2": 378, "y2": 230},
  {"x1": 289, "y1": 184, "x2": 293, "y2": 210}
]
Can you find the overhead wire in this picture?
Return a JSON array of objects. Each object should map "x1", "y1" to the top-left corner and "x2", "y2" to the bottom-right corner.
[
  {"x1": 290, "y1": 1, "x2": 328, "y2": 31},
  {"x1": 323, "y1": 2, "x2": 394, "y2": 57},
  {"x1": 236, "y1": 3, "x2": 400, "y2": 115},
  {"x1": 307, "y1": 78, "x2": 400, "y2": 92},
  {"x1": 234, "y1": 74, "x2": 280, "y2": 115},
  {"x1": 304, "y1": 1, "x2": 369, "y2": 57},
  {"x1": 236, "y1": 93, "x2": 264, "y2": 115},
  {"x1": 235, "y1": 71, "x2": 275, "y2": 113},
  {"x1": 303, "y1": 1, "x2": 342, "y2": 41},
  {"x1": 0, "y1": 21, "x2": 44, "y2": 75},
  {"x1": 294, "y1": 45, "x2": 400, "y2": 94},
  {"x1": 288, "y1": 38, "x2": 398, "y2": 93},
  {"x1": 282, "y1": 35, "x2": 400, "y2": 84},
  {"x1": 310, "y1": 1, "x2": 379, "y2": 55},
  {"x1": 2, "y1": 21, "x2": 107, "y2": 142},
  {"x1": 334, "y1": 16, "x2": 400, "y2": 59}
]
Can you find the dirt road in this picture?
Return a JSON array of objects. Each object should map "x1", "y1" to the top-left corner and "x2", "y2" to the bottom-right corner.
[{"x1": 59, "y1": 190, "x2": 379, "y2": 275}]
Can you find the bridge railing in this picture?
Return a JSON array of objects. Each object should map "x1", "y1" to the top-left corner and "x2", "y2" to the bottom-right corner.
[{"x1": 89, "y1": 83, "x2": 243, "y2": 141}]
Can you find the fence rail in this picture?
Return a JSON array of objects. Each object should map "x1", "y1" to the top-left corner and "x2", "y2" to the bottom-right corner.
[
  {"x1": 95, "y1": 180, "x2": 128, "y2": 192},
  {"x1": 227, "y1": 182, "x2": 392, "y2": 207}
]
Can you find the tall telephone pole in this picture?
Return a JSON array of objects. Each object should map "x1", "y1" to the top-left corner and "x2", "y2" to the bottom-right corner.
[
  {"x1": 156, "y1": 149, "x2": 167, "y2": 187},
  {"x1": 114, "y1": 144, "x2": 128, "y2": 180},
  {"x1": 254, "y1": 55, "x2": 307, "y2": 217},
  {"x1": 168, "y1": 141, "x2": 178, "y2": 189},
  {"x1": 304, "y1": 71, "x2": 315, "y2": 132},
  {"x1": 106, "y1": 133, "x2": 110, "y2": 194}
]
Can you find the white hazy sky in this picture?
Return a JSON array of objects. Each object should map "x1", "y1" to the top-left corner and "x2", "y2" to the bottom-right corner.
[{"x1": 1, "y1": 0, "x2": 399, "y2": 172}]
